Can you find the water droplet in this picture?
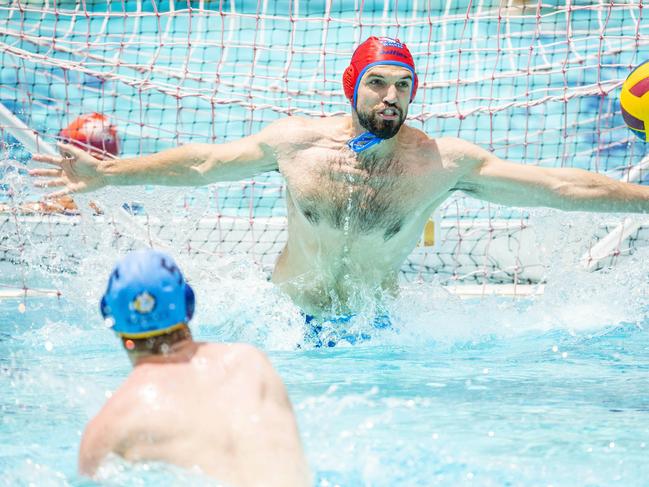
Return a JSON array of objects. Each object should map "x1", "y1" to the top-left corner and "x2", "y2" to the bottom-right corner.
[
  {"x1": 609, "y1": 442, "x2": 615, "y2": 448},
  {"x1": 561, "y1": 352, "x2": 568, "y2": 358},
  {"x1": 326, "y1": 384, "x2": 338, "y2": 394},
  {"x1": 18, "y1": 303, "x2": 26, "y2": 313},
  {"x1": 44, "y1": 341, "x2": 53, "y2": 352},
  {"x1": 552, "y1": 345, "x2": 559, "y2": 352},
  {"x1": 105, "y1": 390, "x2": 113, "y2": 398}
]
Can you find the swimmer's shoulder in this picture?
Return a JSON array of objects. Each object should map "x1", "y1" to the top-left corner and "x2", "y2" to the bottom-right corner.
[
  {"x1": 400, "y1": 126, "x2": 464, "y2": 150},
  {"x1": 200, "y1": 342, "x2": 272, "y2": 372},
  {"x1": 79, "y1": 383, "x2": 138, "y2": 472},
  {"x1": 406, "y1": 131, "x2": 486, "y2": 171},
  {"x1": 260, "y1": 116, "x2": 322, "y2": 143},
  {"x1": 436, "y1": 136, "x2": 487, "y2": 163},
  {"x1": 399, "y1": 126, "x2": 445, "y2": 167},
  {"x1": 400, "y1": 124, "x2": 431, "y2": 146},
  {"x1": 264, "y1": 116, "x2": 309, "y2": 131},
  {"x1": 200, "y1": 343, "x2": 290, "y2": 404},
  {"x1": 96, "y1": 377, "x2": 148, "y2": 423},
  {"x1": 260, "y1": 115, "x2": 349, "y2": 146}
]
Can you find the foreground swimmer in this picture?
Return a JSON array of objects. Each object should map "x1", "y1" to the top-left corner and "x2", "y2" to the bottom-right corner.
[
  {"x1": 32, "y1": 36, "x2": 649, "y2": 318},
  {"x1": 79, "y1": 249, "x2": 310, "y2": 486}
]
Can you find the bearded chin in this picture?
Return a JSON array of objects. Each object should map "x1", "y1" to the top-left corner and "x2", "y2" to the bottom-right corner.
[{"x1": 357, "y1": 109, "x2": 405, "y2": 140}]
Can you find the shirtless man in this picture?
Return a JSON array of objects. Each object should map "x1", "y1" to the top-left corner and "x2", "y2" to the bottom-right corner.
[
  {"x1": 31, "y1": 36, "x2": 649, "y2": 317},
  {"x1": 79, "y1": 249, "x2": 310, "y2": 486}
]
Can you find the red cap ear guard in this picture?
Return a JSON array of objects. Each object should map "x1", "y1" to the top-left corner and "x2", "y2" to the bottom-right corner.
[
  {"x1": 342, "y1": 64, "x2": 357, "y2": 100},
  {"x1": 342, "y1": 36, "x2": 418, "y2": 108}
]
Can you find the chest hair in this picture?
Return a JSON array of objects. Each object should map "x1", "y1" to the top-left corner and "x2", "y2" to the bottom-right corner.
[{"x1": 300, "y1": 151, "x2": 408, "y2": 240}]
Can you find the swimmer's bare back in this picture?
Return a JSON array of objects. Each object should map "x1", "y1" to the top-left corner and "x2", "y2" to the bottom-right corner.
[{"x1": 79, "y1": 342, "x2": 310, "y2": 486}]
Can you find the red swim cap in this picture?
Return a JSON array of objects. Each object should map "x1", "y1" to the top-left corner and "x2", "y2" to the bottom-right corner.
[
  {"x1": 59, "y1": 112, "x2": 120, "y2": 159},
  {"x1": 342, "y1": 36, "x2": 418, "y2": 108}
]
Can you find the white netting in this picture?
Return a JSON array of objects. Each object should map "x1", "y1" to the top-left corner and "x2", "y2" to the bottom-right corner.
[{"x1": 1, "y1": 0, "x2": 649, "y2": 298}]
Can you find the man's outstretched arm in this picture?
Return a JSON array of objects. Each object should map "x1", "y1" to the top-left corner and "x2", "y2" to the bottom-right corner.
[
  {"x1": 30, "y1": 117, "x2": 295, "y2": 198},
  {"x1": 452, "y1": 139, "x2": 649, "y2": 213}
]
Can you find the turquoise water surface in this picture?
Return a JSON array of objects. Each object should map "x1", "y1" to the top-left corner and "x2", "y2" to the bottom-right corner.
[
  {"x1": 3, "y1": 2, "x2": 649, "y2": 485},
  {"x1": 3, "y1": 262, "x2": 649, "y2": 486}
]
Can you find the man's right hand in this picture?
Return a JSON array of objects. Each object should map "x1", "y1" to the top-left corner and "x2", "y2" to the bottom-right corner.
[{"x1": 30, "y1": 143, "x2": 107, "y2": 199}]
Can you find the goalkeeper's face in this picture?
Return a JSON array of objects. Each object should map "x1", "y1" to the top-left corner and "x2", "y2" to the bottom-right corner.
[{"x1": 354, "y1": 66, "x2": 412, "y2": 140}]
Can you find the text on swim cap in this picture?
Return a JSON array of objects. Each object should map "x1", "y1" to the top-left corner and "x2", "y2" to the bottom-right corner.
[
  {"x1": 379, "y1": 49, "x2": 409, "y2": 59},
  {"x1": 379, "y1": 37, "x2": 404, "y2": 48}
]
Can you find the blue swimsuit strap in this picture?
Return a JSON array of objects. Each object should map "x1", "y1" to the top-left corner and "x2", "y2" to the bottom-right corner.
[{"x1": 347, "y1": 132, "x2": 383, "y2": 153}]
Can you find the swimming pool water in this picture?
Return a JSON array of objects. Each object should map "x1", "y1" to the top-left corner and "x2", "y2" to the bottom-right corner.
[
  {"x1": 3, "y1": 250, "x2": 649, "y2": 486},
  {"x1": 3, "y1": 2, "x2": 649, "y2": 485}
]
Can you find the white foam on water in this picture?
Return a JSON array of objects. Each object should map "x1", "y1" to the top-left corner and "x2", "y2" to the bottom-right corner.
[
  {"x1": 94, "y1": 454, "x2": 220, "y2": 486},
  {"x1": 24, "y1": 204, "x2": 646, "y2": 353},
  {"x1": 386, "y1": 244, "x2": 649, "y2": 346}
]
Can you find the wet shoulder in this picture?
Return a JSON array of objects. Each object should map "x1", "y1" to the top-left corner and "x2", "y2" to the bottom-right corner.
[
  {"x1": 261, "y1": 116, "x2": 336, "y2": 148},
  {"x1": 200, "y1": 342, "x2": 272, "y2": 375},
  {"x1": 85, "y1": 376, "x2": 177, "y2": 456},
  {"x1": 84, "y1": 380, "x2": 142, "y2": 443},
  {"x1": 201, "y1": 343, "x2": 284, "y2": 402},
  {"x1": 395, "y1": 131, "x2": 487, "y2": 186},
  {"x1": 398, "y1": 127, "x2": 447, "y2": 171},
  {"x1": 434, "y1": 136, "x2": 487, "y2": 171}
]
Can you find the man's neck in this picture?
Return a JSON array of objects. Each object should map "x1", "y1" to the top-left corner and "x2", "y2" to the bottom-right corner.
[{"x1": 130, "y1": 339, "x2": 198, "y2": 366}]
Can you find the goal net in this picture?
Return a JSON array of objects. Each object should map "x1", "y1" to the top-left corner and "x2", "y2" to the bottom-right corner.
[{"x1": 1, "y1": 0, "x2": 648, "y2": 298}]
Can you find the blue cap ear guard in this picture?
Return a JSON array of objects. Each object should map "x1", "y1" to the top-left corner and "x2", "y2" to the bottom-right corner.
[
  {"x1": 100, "y1": 249, "x2": 195, "y2": 339},
  {"x1": 185, "y1": 283, "x2": 195, "y2": 322}
]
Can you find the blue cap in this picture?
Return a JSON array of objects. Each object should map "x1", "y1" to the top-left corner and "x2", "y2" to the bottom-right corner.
[{"x1": 100, "y1": 249, "x2": 195, "y2": 338}]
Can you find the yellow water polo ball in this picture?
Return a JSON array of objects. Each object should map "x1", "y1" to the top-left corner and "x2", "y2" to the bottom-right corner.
[{"x1": 620, "y1": 60, "x2": 649, "y2": 141}]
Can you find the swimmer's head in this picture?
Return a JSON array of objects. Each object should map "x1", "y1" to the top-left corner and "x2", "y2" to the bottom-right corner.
[
  {"x1": 343, "y1": 37, "x2": 417, "y2": 140},
  {"x1": 100, "y1": 249, "x2": 195, "y2": 355},
  {"x1": 59, "y1": 113, "x2": 120, "y2": 160}
]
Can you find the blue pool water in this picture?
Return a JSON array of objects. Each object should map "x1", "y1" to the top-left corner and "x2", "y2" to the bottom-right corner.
[
  {"x1": 3, "y1": 249, "x2": 649, "y2": 485},
  {"x1": 3, "y1": 2, "x2": 649, "y2": 485}
]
